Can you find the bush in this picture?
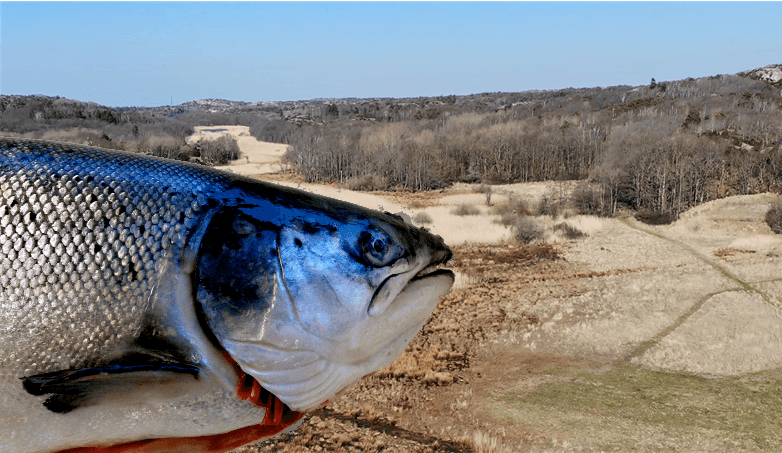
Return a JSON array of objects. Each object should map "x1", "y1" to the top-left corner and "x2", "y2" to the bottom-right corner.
[
  {"x1": 512, "y1": 216, "x2": 543, "y2": 243},
  {"x1": 412, "y1": 212, "x2": 433, "y2": 224},
  {"x1": 537, "y1": 192, "x2": 564, "y2": 217},
  {"x1": 635, "y1": 209, "x2": 676, "y2": 225},
  {"x1": 407, "y1": 199, "x2": 428, "y2": 209},
  {"x1": 553, "y1": 222, "x2": 586, "y2": 239},
  {"x1": 347, "y1": 174, "x2": 387, "y2": 191},
  {"x1": 766, "y1": 198, "x2": 782, "y2": 234},
  {"x1": 492, "y1": 196, "x2": 531, "y2": 226},
  {"x1": 140, "y1": 135, "x2": 190, "y2": 161},
  {"x1": 572, "y1": 184, "x2": 613, "y2": 217},
  {"x1": 474, "y1": 183, "x2": 493, "y2": 205},
  {"x1": 451, "y1": 203, "x2": 481, "y2": 216},
  {"x1": 195, "y1": 134, "x2": 241, "y2": 165}
]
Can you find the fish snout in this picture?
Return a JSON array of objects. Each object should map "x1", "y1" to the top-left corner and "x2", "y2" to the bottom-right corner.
[
  {"x1": 429, "y1": 235, "x2": 452, "y2": 265},
  {"x1": 415, "y1": 227, "x2": 452, "y2": 266}
]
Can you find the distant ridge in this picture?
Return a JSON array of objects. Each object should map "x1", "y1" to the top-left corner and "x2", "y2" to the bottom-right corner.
[{"x1": 3, "y1": 64, "x2": 780, "y2": 112}]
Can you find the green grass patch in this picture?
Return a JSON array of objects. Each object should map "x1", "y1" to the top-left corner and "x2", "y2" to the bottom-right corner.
[{"x1": 491, "y1": 363, "x2": 782, "y2": 451}]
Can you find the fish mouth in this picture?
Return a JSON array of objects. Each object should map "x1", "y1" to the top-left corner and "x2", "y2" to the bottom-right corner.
[
  {"x1": 412, "y1": 264, "x2": 454, "y2": 281},
  {"x1": 367, "y1": 264, "x2": 454, "y2": 317},
  {"x1": 367, "y1": 229, "x2": 453, "y2": 317},
  {"x1": 367, "y1": 229, "x2": 454, "y2": 317}
]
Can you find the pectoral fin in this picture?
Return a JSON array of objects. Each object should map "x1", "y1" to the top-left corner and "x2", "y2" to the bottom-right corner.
[{"x1": 22, "y1": 357, "x2": 200, "y2": 414}]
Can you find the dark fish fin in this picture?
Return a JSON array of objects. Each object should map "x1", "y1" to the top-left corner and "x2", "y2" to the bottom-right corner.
[{"x1": 22, "y1": 357, "x2": 200, "y2": 414}]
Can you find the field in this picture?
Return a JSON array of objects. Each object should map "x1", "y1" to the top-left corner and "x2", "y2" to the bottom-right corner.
[{"x1": 207, "y1": 130, "x2": 782, "y2": 452}]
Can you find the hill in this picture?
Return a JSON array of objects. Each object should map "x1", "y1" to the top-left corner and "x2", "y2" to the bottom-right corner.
[{"x1": 2, "y1": 64, "x2": 781, "y2": 220}]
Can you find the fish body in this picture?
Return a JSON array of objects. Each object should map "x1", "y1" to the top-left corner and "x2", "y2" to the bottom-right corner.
[{"x1": 0, "y1": 138, "x2": 453, "y2": 452}]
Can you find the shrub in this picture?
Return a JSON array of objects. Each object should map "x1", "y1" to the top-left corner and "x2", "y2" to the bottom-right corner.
[
  {"x1": 141, "y1": 135, "x2": 190, "y2": 161},
  {"x1": 407, "y1": 199, "x2": 428, "y2": 209},
  {"x1": 572, "y1": 184, "x2": 613, "y2": 217},
  {"x1": 512, "y1": 216, "x2": 543, "y2": 244},
  {"x1": 537, "y1": 192, "x2": 564, "y2": 217},
  {"x1": 766, "y1": 198, "x2": 782, "y2": 234},
  {"x1": 635, "y1": 209, "x2": 676, "y2": 225},
  {"x1": 347, "y1": 174, "x2": 387, "y2": 191},
  {"x1": 474, "y1": 183, "x2": 493, "y2": 205},
  {"x1": 451, "y1": 203, "x2": 481, "y2": 216},
  {"x1": 412, "y1": 212, "x2": 433, "y2": 225},
  {"x1": 492, "y1": 196, "x2": 531, "y2": 226},
  {"x1": 195, "y1": 134, "x2": 241, "y2": 165},
  {"x1": 553, "y1": 222, "x2": 586, "y2": 239}
]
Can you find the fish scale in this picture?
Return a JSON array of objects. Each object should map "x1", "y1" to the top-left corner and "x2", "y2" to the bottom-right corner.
[{"x1": 0, "y1": 139, "x2": 230, "y2": 378}]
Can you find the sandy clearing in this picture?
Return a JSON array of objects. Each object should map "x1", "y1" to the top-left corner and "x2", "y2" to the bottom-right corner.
[
  {"x1": 188, "y1": 125, "x2": 290, "y2": 175},
  {"x1": 660, "y1": 193, "x2": 781, "y2": 255},
  {"x1": 547, "y1": 202, "x2": 782, "y2": 376},
  {"x1": 260, "y1": 179, "x2": 411, "y2": 217}
]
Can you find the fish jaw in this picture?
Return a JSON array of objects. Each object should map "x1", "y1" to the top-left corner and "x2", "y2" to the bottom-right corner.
[{"x1": 220, "y1": 270, "x2": 454, "y2": 412}]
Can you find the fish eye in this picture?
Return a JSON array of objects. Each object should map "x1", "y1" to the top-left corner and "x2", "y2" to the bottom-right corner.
[{"x1": 359, "y1": 227, "x2": 401, "y2": 267}]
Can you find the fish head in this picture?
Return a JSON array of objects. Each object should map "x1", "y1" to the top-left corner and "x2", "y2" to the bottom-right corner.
[{"x1": 196, "y1": 188, "x2": 453, "y2": 411}]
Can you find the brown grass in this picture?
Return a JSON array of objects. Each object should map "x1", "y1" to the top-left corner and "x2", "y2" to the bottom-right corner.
[
  {"x1": 407, "y1": 199, "x2": 429, "y2": 209},
  {"x1": 454, "y1": 431, "x2": 513, "y2": 453},
  {"x1": 537, "y1": 192, "x2": 565, "y2": 217},
  {"x1": 347, "y1": 174, "x2": 388, "y2": 191},
  {"x1": 451, "y1": 243, "x2": 561, "y2": 267},
  {"x1": 474, "y1": 183, "x2": 493, "y2": 206},
  {"x1": 374, "y1": 346, "x2": 451, "y2": 384},
  {"x1": 714, "y1": 248, "x2": 756, "y2": 258}
]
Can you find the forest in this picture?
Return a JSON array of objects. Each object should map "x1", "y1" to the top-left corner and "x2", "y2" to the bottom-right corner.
[{"x1": 2, "y1": 65, "x2": 781, "y2": 221}]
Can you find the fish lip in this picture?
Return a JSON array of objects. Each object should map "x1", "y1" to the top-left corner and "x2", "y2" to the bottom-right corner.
[
  {"x1": 367, "y1": 266, "x2": 454, "y2": 316},
  {"x1": 412, "y1": 264, "x2": 453, "y2": 281}
]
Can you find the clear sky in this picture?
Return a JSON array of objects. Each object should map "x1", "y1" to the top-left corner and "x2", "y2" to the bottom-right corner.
[{"x1": 1, "y1": 2, "x2": 780, "y2": 107}]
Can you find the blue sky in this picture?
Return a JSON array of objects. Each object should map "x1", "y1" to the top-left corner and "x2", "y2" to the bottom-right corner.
[{"x1": 2, "y1": 2, "x2": 780, "y2": 107}]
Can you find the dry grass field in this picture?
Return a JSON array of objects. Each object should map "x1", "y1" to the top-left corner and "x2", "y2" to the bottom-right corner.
[{"x1": 201, "y1": 129, "x2": 782, "y2": 452}]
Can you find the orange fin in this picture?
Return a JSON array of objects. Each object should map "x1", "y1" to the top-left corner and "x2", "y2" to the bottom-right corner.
[{"x1": 56, "y1": 411, "x2": 305, "y2": 453}]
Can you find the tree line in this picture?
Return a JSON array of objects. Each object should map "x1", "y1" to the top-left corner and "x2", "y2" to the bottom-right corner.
[{"x1": 273, "y1": 72, "x2": 782, "y2": 218}]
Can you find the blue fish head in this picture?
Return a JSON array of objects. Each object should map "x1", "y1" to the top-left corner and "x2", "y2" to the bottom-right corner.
[{"x1": 196, "y1": 185, "x2": 453, "y2": 411}]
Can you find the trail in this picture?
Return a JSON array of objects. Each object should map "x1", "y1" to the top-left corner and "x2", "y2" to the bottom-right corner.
[{"x1": 617, "y1": 216, "x2": 781, "y2": 362}]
